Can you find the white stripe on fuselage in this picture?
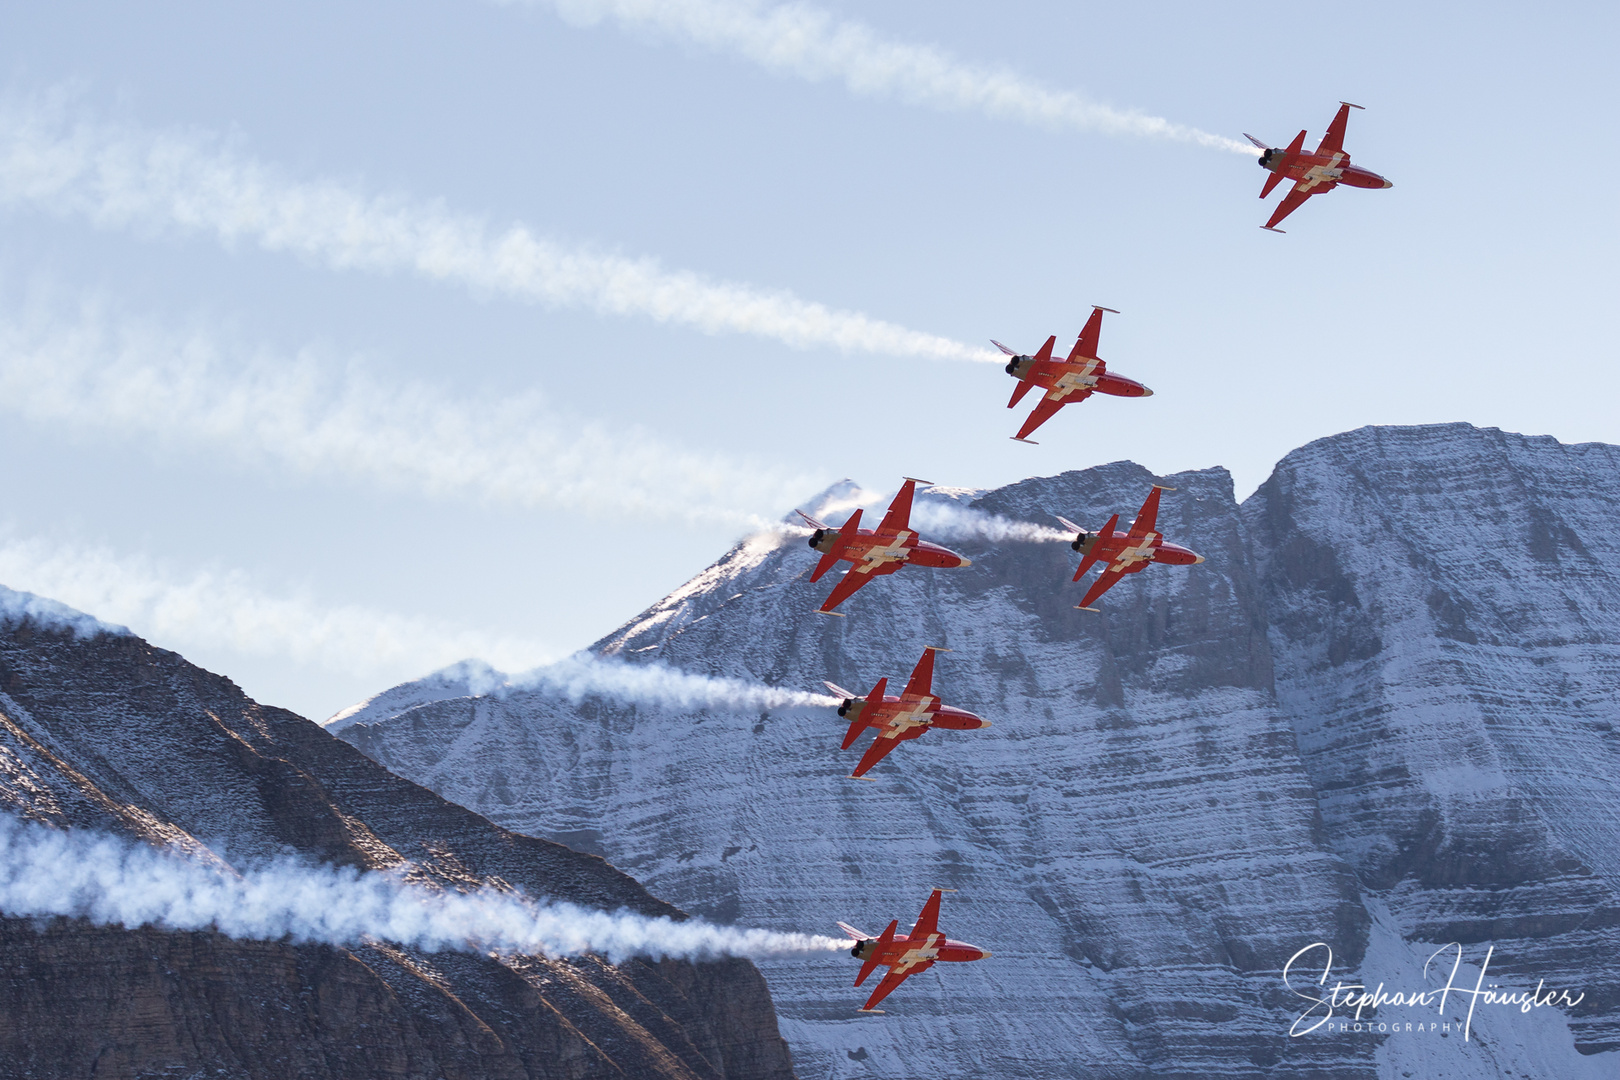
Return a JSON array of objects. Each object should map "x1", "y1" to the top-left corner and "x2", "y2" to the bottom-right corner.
[
  {"x1": 856, "y1": 531, "x2": 913, "y2": 571},
  {"x1": 1048, "y1": 360, "x2": 1101, "y2": 400},
  {"x1": 1298, "y1": 152, "x2": 1345, "y2": 193},
  {"x1": 1111, "y1": 532, "x2": 1160, "y2": 569},
  {"x1": 884, "y1": 697, "x2": 937, "y2": 736},
  {"x1": 894, "y1": 935, "x2": 941, "y2": 972}
]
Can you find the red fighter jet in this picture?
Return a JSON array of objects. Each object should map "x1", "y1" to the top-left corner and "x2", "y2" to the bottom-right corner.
[
  {"x1": 1059, "y1": 485, "x2": 1203, "y2": 610},
  {"x1": 823, "y1": 647, "x2": 992, "y2": 779},
  {"x1": 796, "y1": 479, "x2": 971, "y2": 615},
  {"x1": 838, "y1": 889, "x2": 991, "y2": 1013},
  {"x1": 1245, "y1": 102, "x2": 1393, "y2": 233},
  {"x1": 992, "y1": 306, "x2": 1152, "y2": 443}
]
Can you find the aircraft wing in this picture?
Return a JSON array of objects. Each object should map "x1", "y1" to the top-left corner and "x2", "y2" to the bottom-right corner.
[
  {"x1": 1078, "y1": 567, "x2": 1127, "y2": 609},
  {"x1": 901, "y1": 648, "x2": 937, "y2": 698},
  {"x1": 1067, "y1": 307, "x2": 1110, "y2": 362},
  {"x1": 876, "y1": 479, "x2": 918, "y2": 534},
  {"x1": 911, "y1": 888, "x2": 944, "y2": 939},
  {"x1": 1129, "y1": 487, "x2": 1163, "y2": 537},
  {"x1": 861, "y1": 963, "x2": 930, "y2": 1012},
  {"x1": 852, "y1": 733, "x2": 904, "y2": 777},
  {"x1": 1264, "y1": 182, "x2": 1316, "y2": 231},
  {"x1": 1014, "y1": 395, "x2": 1077, "y2": 441},
  {"x1": 819, "y1": 565, "x2": 877, "y2": 613},
  {"x1": 1316, "y1": 102, "x2": 1359, "y2": 156}
]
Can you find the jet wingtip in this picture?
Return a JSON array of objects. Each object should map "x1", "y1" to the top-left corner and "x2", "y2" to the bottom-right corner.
[{"x1": 1077, "y1": 605, "x2": 1102, "y2": 612}]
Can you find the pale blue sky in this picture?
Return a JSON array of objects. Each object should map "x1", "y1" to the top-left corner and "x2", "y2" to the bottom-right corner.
[{"x1": 1, "y1": 1, "x2": 1615, "y2": 718}]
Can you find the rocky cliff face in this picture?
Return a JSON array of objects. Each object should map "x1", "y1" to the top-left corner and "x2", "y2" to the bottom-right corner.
[
  {"x1": 0, "y1": 592, "x2": 797, "y2": 1080},
  {"x1": 335, "y1": 424, "x2": 1620, "y2": 1080}
]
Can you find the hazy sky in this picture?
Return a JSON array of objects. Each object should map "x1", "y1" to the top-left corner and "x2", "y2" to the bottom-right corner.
[{"x1": 1, "y1": 1, "x2": 1615, "y2": 719}]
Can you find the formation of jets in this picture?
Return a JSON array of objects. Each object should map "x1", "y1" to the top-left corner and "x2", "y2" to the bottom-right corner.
[{"x1": 783, "y1": 102, "x2": 1391, "y2": 1013}]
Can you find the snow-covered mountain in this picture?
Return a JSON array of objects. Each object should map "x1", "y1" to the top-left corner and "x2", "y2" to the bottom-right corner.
[{"x1": 336, "y1": 424, "x2": 1620, "y2": 1080}]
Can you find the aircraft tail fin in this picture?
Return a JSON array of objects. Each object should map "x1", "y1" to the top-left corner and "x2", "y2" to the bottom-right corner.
[
  {"x1": 1261, "y1": 129, "x2": 1307, "y2": 198},
  {"x1": 855, "y1": 920, "x2": 899, "y2": 986},
  {"x1": 1074, "y1": 513, "x2": 1119, "y2": 580},
  {"x1": 837, "y1": 921, "x2": 871, "y2": 941}
]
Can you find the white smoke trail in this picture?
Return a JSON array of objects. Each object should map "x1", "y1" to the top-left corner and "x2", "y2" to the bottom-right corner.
[
  {"x1": 0, "y1": 93, "x2": 996, "y2": 363},
  {"x1": 527, "y1": 0, "x2": 1255, "y2": 154},
  {"x1": 909, "y1": 499, "x2": 1073, "y2": 544},
  {"x1": 0, "y1": 582, "x2": 122, "y2": 640},
  {"x1": 0, "y1": 299, "x2": 822, "y2": 528},
  {"x1": 0, "y1": 816, "x2": 845, "y2": 963},
  {"x1": 0, "y1": 534, "x2": 552, "y2": 678},
  {"x1": 327, "y1": 653, "x2": 837, "y2": 731},
  {"x1": 513, "y1": 653, "x2": 839, "y2": 708},
  {"x1": 786, "y1": 485, "x2": 1073, "y2": 544}
]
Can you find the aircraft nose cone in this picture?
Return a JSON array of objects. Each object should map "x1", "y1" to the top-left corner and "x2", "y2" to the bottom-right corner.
[
  {"x1": 959, "y1": 557, "x2": 973, "y2": 567},
  {"x1": 1383, "y1": 179, "x2": 1394, "y2": 188},
  {"x1": 1141, "y1": 386, "x2": 1154, "y2": 397},
  {"x1": 1193, "y1": 554, "x2": 1206, "y2": 564},
  {"x1": 980, "y1": 950, "x2": 993, "y2": 959}
]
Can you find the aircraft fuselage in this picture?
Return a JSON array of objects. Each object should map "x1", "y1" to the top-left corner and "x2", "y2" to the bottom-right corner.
[
  {"x1": 1006, "y1": 355, "x2": 1151, "y2": 400},
  {"x1": 809, "y1": 527, "x2": 970, "y2": 572},
  {"x1": 851, "y1": 932, "x2": 990, "y2": 967},
  {"x1": 1260, "y1": 147, "x2": 1391, "y2": 193}
]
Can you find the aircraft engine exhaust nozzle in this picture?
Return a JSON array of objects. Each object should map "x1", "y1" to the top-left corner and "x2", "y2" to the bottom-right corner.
[{"x1": 808, "y1": 529, "x2": 825, "y2": 548}]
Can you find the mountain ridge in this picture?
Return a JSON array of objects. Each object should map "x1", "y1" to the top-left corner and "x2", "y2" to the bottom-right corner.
[
  {"x1": 338, "y1": 423, "x2": 1620, "y2": 1079},
  {"x1": 0, "y1": 589, "x2": 799, "y2": 1079}
]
